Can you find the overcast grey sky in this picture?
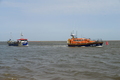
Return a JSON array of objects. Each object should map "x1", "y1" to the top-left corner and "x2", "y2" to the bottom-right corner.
[{"x1": 0, "y1": 0, "x2": 120, "y2": 41}]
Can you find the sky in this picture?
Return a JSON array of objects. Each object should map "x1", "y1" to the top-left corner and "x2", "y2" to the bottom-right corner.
[{"x1": 0, "y1": 0, "x2": 120, "y2": 41}]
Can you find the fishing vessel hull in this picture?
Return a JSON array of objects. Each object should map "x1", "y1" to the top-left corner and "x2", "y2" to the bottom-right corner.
[
  {"x1": 68, "y1": 42, "x2": 103, "y2": 47},
  {"x1": 8, "y1": 42, "x2": 19, "y2": 46},
  {"x1": 7, "y1": 41, "x2": 29, "y2": 46}
]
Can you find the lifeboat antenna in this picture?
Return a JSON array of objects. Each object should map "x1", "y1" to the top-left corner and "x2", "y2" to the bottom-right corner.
[
  {"x1": 76, "y1": 31, "x2": 77, "y2": 38},
  {"x1": 71, "y1": 31, "x2": 76, "y2": 38}
]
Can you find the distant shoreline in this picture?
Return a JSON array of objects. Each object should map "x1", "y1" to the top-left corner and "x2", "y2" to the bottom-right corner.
[
  {"x1": 0, "y1": 40, "x2": 120, "y2": 42},
  {"x1": 29, "y1": 40, "x2": 120, "y2": 42},
  {"x1": 28, "y1": 41, "x2": 66, "y2": 42}
]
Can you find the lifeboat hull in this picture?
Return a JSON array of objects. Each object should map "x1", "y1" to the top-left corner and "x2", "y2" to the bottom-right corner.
[{"x1": 68, "y1": 42, "x2": 103, "y2": 47}]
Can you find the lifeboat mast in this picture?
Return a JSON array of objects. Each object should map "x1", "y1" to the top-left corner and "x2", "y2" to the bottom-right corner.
[{"x1": 71, "y1": 31, "x2": 77, "y2": 38}]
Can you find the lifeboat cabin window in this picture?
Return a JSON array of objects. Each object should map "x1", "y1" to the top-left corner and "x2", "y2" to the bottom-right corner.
[{"x1": 74, "y1": 40, "x2": 83, "y2": 41}]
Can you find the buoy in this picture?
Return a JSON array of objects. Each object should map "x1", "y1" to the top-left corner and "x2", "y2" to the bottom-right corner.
[{"x1": 105, "y1": 41, "x2": 109, "y2": 45}]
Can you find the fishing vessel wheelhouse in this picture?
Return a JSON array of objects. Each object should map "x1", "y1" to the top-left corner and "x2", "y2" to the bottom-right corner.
[{"x1": 67, "y1": 33, "x2": 103, "y2": 47}]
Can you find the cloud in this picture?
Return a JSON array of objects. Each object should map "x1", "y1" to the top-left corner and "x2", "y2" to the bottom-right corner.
[{"x1": 2, "y1": 0, "x2": 120, "y2": 15}]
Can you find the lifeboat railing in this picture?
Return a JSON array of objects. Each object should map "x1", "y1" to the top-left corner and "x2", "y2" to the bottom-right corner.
[{"x1": 92, "y1": 39, "x2": 103, "y2": 42}]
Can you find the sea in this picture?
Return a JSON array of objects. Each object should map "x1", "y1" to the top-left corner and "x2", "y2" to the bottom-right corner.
[{"x1": 0, "y1": 41, "x2": 120, "y2": 80}]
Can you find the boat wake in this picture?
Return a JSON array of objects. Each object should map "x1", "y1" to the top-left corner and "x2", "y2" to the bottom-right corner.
[{"x1": 96, "y1": 46, "x2": 103, "y2": 48}]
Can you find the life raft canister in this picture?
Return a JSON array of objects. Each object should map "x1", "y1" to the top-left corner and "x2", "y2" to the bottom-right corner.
[{"x1": 67, "y1": 39, "x2": 71, "y2": 44}]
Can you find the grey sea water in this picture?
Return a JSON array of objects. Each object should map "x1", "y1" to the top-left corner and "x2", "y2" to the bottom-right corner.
[{"x1": 0, "y1": 41, "x2": 120, "y2": 80}]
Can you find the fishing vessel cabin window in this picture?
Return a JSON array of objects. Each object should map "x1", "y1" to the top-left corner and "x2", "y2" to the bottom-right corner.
[{"x1": 21, "y1": 40, "x2": 28, "y2": 41}]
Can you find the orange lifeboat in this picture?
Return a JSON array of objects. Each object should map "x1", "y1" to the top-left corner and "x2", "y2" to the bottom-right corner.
[{"x1": 67, "y1": 33, "x2": 103, "y2": 47}]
